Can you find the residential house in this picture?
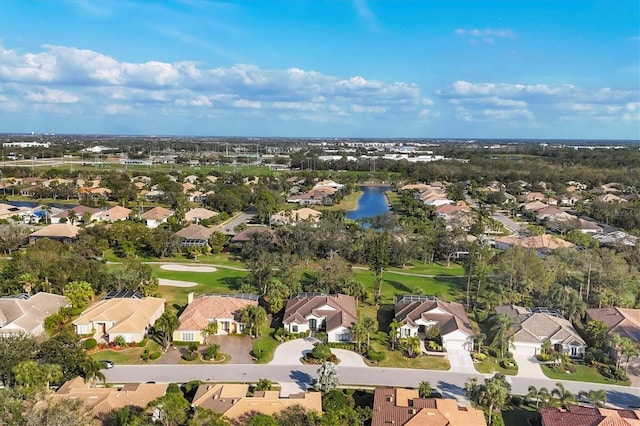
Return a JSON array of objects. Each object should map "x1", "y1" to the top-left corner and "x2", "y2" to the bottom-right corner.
[
  {"x1": 597, "y1": 193, "x2": 627, "y2": 203},
  {"x1": 540, "y1": 405, "x2": 640, "y2": 426},
  {"x1": 73, "y1": 292, "x2": 165, "y2": 343},
  {"x1": 175, "y1": 224, "x2": 216, "y2": 248},
  {"x1": 593, "y1": 231, "x2": 637, "y2": 247},
  {"x1": 50, "y1": 205, "x2": 101, "y2": 224},
  {"x1": 372, "y1": 388, "x2": 486, "y2": 426},
  {"x1": 29, "y1": 223, "x2": 81, "y2": 244},
  {"x1": 492, "y1": 234, "x2": 574, "y2": 256},
  {"x1": 586, "y1": 307, "x2": 640, "y2": 354},
  {"x1": 270, "y1": 207, "x2": 322, "y2": 226},
  {"x1": 495, "y1": 305, "x2": 586, "y2": 357},
  {"x1": 140, "y1": 206, "x2": 174, "y2": 228},
  {"x1": 522, "y1": 201, "x2": 549, "y2": 213},
  {"x1": 173, "y1": 293, "x2": 259, "y2": 343},
  {"x1": 282, "y1": 293, "x2": 357, "y2": 342},
  {"x1": 54, "y1": 376, "x2": 168, "y2": 423},
  {"x1": 0, "y1": 202, "x2": 32, "y2": 221},
  {"x1": 0, "y1": 292, "x2": 68, "y2": 336},
  {"x1": 577, "y1": 218, "x2": 603, "y2": 235},
  {"x1": 435, "y1": 203, "x2": 474, "y2": 231},
  {"x1": 520, "y1": 192, "x2": 547, "y2": 202},
  {"x1": 191, "y1": 383, "x2": 321, "y2": 422},
  {"x1": 93, "y1": 205, "x2": 132, "y2": 222},
  {"x1": 394, "y1": 295, "x2": 474, "y2": 352},
  {"x1": 184, "y1": 207, "x2": 218, "y2": 223},
  {"x1": 286, "y1": 189, "x2": 330, "y2": 205},
  {"x1": 313, "y1": 179, "x2": 344, "y2": 190},
  {"x1": 229, "y1": 226, "x2": 273, "y2": 243}
]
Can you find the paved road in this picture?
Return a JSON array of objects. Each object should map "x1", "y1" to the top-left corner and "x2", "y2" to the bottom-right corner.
[
  {"x1": 104, "y1": 364, "x2": 640, "y2": 409},
  {"x1": 492, "y1": 211, "x2": 523, "y2": 234},
  {"x1": 220, "y1": 211, "x2": 256, "y2": 235}
]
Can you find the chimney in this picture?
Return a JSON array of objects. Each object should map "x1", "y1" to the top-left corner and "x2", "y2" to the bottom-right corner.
[{"x1": 187, "y1": 292, "x2": 194, "y2": 305}]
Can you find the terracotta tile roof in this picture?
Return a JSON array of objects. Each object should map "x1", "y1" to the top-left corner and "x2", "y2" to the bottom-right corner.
[
  {"x1": 140, "y1": 206, "x2": 174, "y2": 220},
  {"x1": 94, "y1": 206, "x2": 131, "y2": 222},
  {"x1": 52, "y1": 205, "x2": 101, "y2": 219},
  {"x1": 540, "y1": 405, "x2": 640, "y2": 426},
  {"x1": 230, "y1": 226, "x2": 273, "y2": 243},
  {"x1": 185, "y1": 207, "x2": 218, "y2": 222},
  {"x1": 192, "y1": 384, "x2": 321, "y2": 420},
  {"x1": 54, "y1": 377, "x2": 168, "y2": 419},
  {"x1": 29, "y1": 223, "x2": 80, "y2": 238},
  {"x1": 176, "y1": 295, "x2": 258, "y2": 332},
  {"x1": 283, "y1": 293, "x2": 357, "y2": 333},
  {"x1": 372, "y1": 388, "x2": 486, "y2": 426}
]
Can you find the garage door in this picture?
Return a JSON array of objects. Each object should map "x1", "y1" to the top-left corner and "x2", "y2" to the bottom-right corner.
[{"x1": 512, "y1": 343, "x2": 538, "y2": 357}]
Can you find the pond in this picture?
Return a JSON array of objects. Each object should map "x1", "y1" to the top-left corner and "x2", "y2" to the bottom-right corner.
[{"x1": 346, "y1": 185, "x2": 392, "y2": 221}]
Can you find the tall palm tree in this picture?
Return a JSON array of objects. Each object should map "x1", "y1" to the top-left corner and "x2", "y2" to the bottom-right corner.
[
  {"x1": 464, "y1": 377, "x2": 480, "y2": 406},
  {"x1": 362, "y1": 316, "x2": 377, "y2": 349},
  {"x1": 551, "y1": 382, "x2": 577, "y2": 408},
  {"x1": 489, "y1": 313, "x2": 520, "y2": 358},
  {"x1": 81, "y1": 359, "x2": 106, "y2": 388},
  {"x1": 200, "y1": 320, "x2": 219, "y2": 345},
  {"x1": 388, "y1": 319, "x2": 400, "y2": 351},
  {"x1": 155, "y1": 312, "x2": 180, "y2": 350},
  {"x1": 526, "y1": 385, "x2": 548, "y2": 409},
  {"x1": 579, "y1": 389, "x2": 607, "y2": 408}
]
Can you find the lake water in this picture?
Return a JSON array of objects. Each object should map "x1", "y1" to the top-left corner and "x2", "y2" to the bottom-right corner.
[{"x1": 346, "y1": 186, "x2": 392, "y2": 221}]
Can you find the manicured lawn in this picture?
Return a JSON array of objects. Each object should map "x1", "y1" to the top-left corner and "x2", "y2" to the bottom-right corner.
[
  {"x1": 317, "y1": 190, "x2": 362, "y2": 211},
  {"x1": 354, "y1": 269, "x2": 465, "y2": 305},
  {"x1": 541, "y1": 364, "x2": 631, "y2": 386},
  {"x1": 360, "y1": 305, "x2": 450, "y2": 371},
  {"x1": 89, "y1": 340, "x2": 162, "y2": 366},
  {"x1": 387, "y1": 260, "x2": 465, "y2": 276},
  {"x1": 160, "y1": 253, "x2": 247, "y2": 269},
  {"x1": 251, "y1": 323, "x2": 280, "y2": 364},
  {"x1": 502, "y1": 406, "x2": 540, "y2": 426},
  {"x1": 474, "y1": 355, "x2": 518, "y2": 376}
]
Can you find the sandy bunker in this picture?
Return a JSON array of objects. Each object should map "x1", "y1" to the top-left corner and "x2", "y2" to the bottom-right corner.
[{"x1": 160, "y1": 264, "x2": 217, "y2": 273}]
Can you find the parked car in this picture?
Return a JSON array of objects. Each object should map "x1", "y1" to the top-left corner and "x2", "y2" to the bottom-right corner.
[{"x1": 100, "y1": 360, "x2": 114, "y2": 369}]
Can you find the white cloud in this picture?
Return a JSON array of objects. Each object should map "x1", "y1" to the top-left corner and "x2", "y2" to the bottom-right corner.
[
  {"x1": 25, "y1": 88, "x2": 80, "y2": 103},
  {"x1": 438, "y1": 80, "x2": 637, "y2": 124},
  {"x1": 454, "y1": 28, "x2": 514, "y2": 43},
  {"x1": 352, "y1": 0, "x2": 380, "y2": 32}
]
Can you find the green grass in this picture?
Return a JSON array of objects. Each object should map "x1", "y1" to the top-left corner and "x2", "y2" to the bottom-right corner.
[
  {"x1": 252, "y1": 322, "x2": 279, "y2": 364},
  {"x1": 152, "y1": 265, "x2": 248, "y2": 309},
  {"x1": 386, "y1": 260, "x2": 466, "y2": 276},
  {"x1": 354, "y1": 269, "x2": 465, "y2": 305},
  {"x1": 316, "y1": 190, "x2": 363, "y2": 211},
  {"x1": 541, "y1": 364, "x2": 631, "y2": 386},
  {"x1": 474, "y1": 355, "x2": 518, "y2": 376},
  {"x1": 89, "y1": 340, "x2": 162, "y2": 365},
  {"x1": 502, "y1": 406, "x2": 540, "y2": 426},
  {"x1": 360, "y1": 305, "x2": 450, "y2": 370}
]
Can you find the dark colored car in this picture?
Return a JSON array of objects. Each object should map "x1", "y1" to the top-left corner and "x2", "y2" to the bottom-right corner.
[{"x1": 100, "y1": 360, "x2": 115, "y2": 369}]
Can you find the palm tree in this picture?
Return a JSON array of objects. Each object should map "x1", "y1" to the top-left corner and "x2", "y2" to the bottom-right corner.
[
  {"x1": 579, "y1": 389, "x2": 607, "y2": 408},
  {"x1": 81, "y1": 358, "x2": 106, "y2": 388},
  {"x1": 362, "y1": 316, "x2": 377, "y2": 349},
  {"x1": 351, "y1": 322, "x2": 367, "y2": 353},
  {"x1": 489, "y1": 313, "x2": 519, "y2": 358},
  {"x1": 200, "y1": 320, "x2": 219, "y2": 345},
  {"x1": 155, "y1": 311, "x2": 180, "y2": 350},
  {"x1": 526, "y1": 385, "x2": 548, "y2": 409},
  {"x1": 388, "y1": 319, "x2": 400, "y2": 351},
  {"x1": 464, "y1": 377, "x2": 480, "y2": 406},
  {"x1": 551, "y1": 382, "x2": 577, "y2": 408},
  {"x1": 418, "y1": 381, "x2": 432, "y2": 398}
]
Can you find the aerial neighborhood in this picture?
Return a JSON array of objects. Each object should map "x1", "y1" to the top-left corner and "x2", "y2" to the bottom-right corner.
[{"x1": 0, "y1": 136, "x2": 638, "y2": 425}]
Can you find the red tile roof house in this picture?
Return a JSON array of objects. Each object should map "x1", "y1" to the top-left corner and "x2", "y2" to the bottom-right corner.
[
  {"x1": 173, "y1": 293, "x2": 259, "y2": 343},
  {"x1": 394, "y1": 295, "x2": 474, "y2": 352},
  {"x1": 372, "y1": 388, "x2": 487, "y2": 426},
  {"x1": 283, "y1": 293, "x2": 357, "y2": 342},
  {"x1": 540, "y1": 405, "x2": 640, "y2": 426},
  {"x1": 286, "y1": 190, "x2": 331, "y2": 205},
  {"x1": 586, "y1": 308, "x2": 640, "y2": 364}
]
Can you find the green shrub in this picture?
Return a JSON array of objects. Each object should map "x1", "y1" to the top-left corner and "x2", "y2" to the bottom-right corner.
[
  {"x1": 327, "y1": 342, "x2": 357, "y2": 351},
  {"x1": 141, "y1": 349, "x2": 150, "y2": 362},
  {"x1": 311, "y1": 344, "x2": 332, "y2": 360},
  {"x1": 188, "y1": 342, "x2": 199, "y2": 353},
  {"x1": 536, "y1": 353, "x2": 552, "y2": 362},
  {"x1": 149, "y1": 351, "x2": 161, "y2": 360},
  {"x1": 167, "y1": 383, "x2": 181, "y2": 394},
  {"x1": 83, "y1": 338, "x2": 98, "y2": 350},
  {"x1": 472, "y1": 353, "x2": 486, "y2": 362},
  {"x1": 182, "y1": 352, "x2": 198, "y2": 361},
  {"x1": 274, "y1": 327, "x2": 289, "y2": 342},
  {"x1": 203, "y1": 344, "x2": 220, "y2": 361},
  {"x1": 114, "y1": 335, "x2": 127, "y2": 347},
  {"x1": 367, "y1": 350, "x2": 386, "y2": 364},
  {"x1": 500, "y1": 359, "x2": 517, "y2": 369}
]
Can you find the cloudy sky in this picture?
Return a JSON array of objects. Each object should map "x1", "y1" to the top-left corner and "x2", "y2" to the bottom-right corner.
[{"x1": 1, "y1": 0, "x2": 638, "y2": 139}]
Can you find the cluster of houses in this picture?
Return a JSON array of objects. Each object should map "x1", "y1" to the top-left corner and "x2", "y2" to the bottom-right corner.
[{"x1": 286, "y1": 179, "x2": 345, "y2": 205}]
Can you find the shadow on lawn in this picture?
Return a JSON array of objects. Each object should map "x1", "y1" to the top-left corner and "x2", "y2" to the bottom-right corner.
[{"x1": 220, "y1": 276, "x2": 245, "y2": 290}]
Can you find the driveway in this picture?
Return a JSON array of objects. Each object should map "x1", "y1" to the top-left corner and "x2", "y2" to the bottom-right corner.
[
  {"x1": 513, "y1": 351, "x2": 547, "y2": 379},
  {"x1": 208, "y1": 335, "x2": 253, "y2": 364},
  {"x1": 447, "y1": 348, "x2": 477, "y2": 374},
  {"x1": 269, "y1": 338, "x2": 368, "y2": 367}
]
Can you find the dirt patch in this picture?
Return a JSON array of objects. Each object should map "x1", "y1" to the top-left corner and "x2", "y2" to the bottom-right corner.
[
  {"x1": 160, "y1": 264, "x2": 217, "y2": 272},
  {"x1": 158, "y1": 278, "x2": 198, "y2": 288}
]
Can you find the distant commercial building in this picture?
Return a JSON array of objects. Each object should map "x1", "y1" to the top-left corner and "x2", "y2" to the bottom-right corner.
[{"x1": 3, "y1": 141, "x2": 51, "y2": 148}]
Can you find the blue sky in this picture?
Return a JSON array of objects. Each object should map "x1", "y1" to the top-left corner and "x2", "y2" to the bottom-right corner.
[{"x1": 1, "y1": 0, "x2": 638, "y2": 139}]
